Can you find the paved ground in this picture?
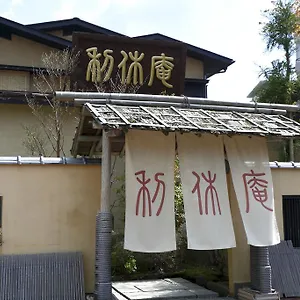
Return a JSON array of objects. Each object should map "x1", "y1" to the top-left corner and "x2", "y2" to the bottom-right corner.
[{"x1": 112, "y1": 277, "x2": 233, "y2": 300}]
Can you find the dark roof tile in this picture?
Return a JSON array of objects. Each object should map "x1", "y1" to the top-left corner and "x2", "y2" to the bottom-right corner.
[{"x1": 0, "y1": 16, "x2": 71, "y2": 49}]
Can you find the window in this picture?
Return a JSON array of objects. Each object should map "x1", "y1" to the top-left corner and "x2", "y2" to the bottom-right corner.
[{"x1": 283, "y1": 195, "x2": 300, "y2": 247}]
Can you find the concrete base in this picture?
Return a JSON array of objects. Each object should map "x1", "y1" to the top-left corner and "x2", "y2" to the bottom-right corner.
[
  {"x1": 206, "y1": 281, "x2": 229, "y2": 297},
  {"x1": 238, "y1": 288, "x2": 280, "y2": 300},
  {"x1": 112, "y1": 277, "x2": 220, "y2": 300},
  {"x1": 234, "y1": 283, "x2": 251, "y2": 297}
]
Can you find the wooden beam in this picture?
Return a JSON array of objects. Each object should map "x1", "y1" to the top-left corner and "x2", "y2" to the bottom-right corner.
[
  {"x1": 77, "y1": 135, "x2": 101, "y2": 142},
  {"x1": 89, "y1": 129, "x2": 102, "y2": 156},
  {"x1": 110, "y1": 136, "x2": 125, "y2": 142},
  {"x1": 71, "y1": 109, "x2": 86, "y2": 156},
  {"x1": 95, "y1": 138, "x2": 124, "y2": 153},
  {"x1": 106, "y1": 129, "x2": 124, "y2": 137},
  {"x1": 92, "y1": 121, "x2": 103, "y2": 129}
]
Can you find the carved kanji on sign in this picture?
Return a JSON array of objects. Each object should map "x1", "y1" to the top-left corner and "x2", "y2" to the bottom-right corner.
[
  {"x1": 191, "y1": 171, "x2": 221, "y2": 216},
  {"x1": 148, "y1": 53, "x2": 174, "y2": 88},
  {"x1": 135, "y1": 170, "x2": 165, "y2": 217},
  {"x1": 118, "y1": 50, "x2": 145, "y2": 85},
  {"x1": 86, "y1": 48, "x2": 114, "y2": 83},
  {"x1": 242, "y1": 169, "x2": 273, "y2": 213}
]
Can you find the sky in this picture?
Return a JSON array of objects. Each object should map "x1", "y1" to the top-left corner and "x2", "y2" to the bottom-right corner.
[{"x1": 0, "y1": 0, "x2": 290, "y2": 102}]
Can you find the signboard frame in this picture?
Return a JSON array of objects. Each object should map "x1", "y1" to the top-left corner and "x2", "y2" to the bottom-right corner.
[{"x1": 71, "y1": 32, "x2": 187, "y2": 95}]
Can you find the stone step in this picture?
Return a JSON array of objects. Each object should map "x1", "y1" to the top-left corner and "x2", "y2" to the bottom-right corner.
[
  {"x1": 112, "y1": 277, "x2": 228, "y2": 300},
  {"x1": 172, "y1": 299, "x2": 235, "y2": 300}
]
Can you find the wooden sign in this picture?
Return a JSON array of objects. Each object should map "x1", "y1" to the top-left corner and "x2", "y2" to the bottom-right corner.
[{"x1": 71, "y1": 33, "x2": 187, "y2": 95}]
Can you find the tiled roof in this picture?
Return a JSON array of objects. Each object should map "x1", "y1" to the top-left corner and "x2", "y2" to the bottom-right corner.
[
  {"x1": 85, "y1": 103, "x2": 300, "y2": 136},
  {"x1": 71, "y1": 101, "x2": 300, "y2": 156}
]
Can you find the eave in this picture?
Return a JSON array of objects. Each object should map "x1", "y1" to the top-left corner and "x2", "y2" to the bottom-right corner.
[
  {"x1": 0, "y1": 16, "x2": 71, "y2": 50},
  {"x1": 134, "y1": 33, "x2": 235, "y2": 78},
  {"x1": 53, "y1": 92, "x2": 300, "y2": 157}
]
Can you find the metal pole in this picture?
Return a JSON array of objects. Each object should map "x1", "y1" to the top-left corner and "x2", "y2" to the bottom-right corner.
[
  {"x1": 95, "y1": 130, "x2": 112, "y2": 300},
  {"x1": 74, "y1": 98, "x2": 287, "y2": 115},
  {"x1": 55, "y1": 91, "x2": 300, "y2": 112}
]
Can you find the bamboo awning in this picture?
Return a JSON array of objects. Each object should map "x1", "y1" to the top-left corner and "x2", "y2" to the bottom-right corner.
[{"x1": 71, "y1": 102, "x2": 300, "y2": 156}]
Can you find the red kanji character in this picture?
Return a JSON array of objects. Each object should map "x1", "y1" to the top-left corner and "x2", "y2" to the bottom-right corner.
[
  {"x1": 135, "y1": 170, "x2": 152, "y2": 217},
  {"x1": 135, "y1": 171, "x2": 166, "y2": 217},
  {"x1": 151, "y1": 173, "x2": 165, "y2": 216},
  {"x1": 242, "y1": 169, "x2": 273, "y2": 213},
  {"x1": 192, "y1": 171, "x2": 203, "y2": 215},
  {"x1": 201, "y1": 171, "x2": 221, "y2": 215}
]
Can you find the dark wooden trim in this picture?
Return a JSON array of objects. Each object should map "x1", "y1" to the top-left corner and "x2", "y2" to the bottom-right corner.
[
  {"x1": 0, "y1": 90, "x2": 54, "y2": 105},
  {"x1": 0, "y1": 64, "x2": 45, "y2": 73},
  {"x1": 184, "y1": 78, "x2": 209, "y2": 84},
  {"x1": 0, "y1": 26, "x2": 12, "y2": 40},
  {"x1": 0, "y1": 98, "x2": 27, "y2": 104},
  {"x1": 184, "y1": 78, "x2": 209, "y2": 98},
  {"x1": 0, "y1": 64, "x2": 71, "y2": 76},
  {"x1": 0, "y1": 97, "x2": 75, "y2": 106}
]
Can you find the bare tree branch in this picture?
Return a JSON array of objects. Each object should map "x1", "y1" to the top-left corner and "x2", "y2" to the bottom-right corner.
[
  {"x1": 24, "y1": 48, "x2": 146, "y2": 157},
  {"x1": 21, "y1": 124, "x2": 48, "y2": 156},
  {"x1": 23, "y1": 48, "x2": 80, "y2": 157}
]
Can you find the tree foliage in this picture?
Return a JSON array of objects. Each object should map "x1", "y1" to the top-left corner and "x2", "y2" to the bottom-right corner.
[
  {"x1": 257, "y1": 60, "x2": 295, "y2": 103},
  {"x1": 262, "y1": 0, "x2": 296, "y2": 55},
  {"x1": 256, "y1": 0, "x2": 300, "y2": 104}
]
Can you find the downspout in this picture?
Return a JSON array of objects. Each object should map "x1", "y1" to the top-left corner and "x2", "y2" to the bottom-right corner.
[{"x1": 289, "y1": 112, "x2": 295, "y2": 161}]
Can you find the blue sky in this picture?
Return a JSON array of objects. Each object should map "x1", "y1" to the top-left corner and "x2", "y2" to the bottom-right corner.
[{"x1": 0, "y1": 0, "x2": 288, "y2": 102}]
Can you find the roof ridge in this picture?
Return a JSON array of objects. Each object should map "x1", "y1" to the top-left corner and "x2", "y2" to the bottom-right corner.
[
  {"x1": 26, "y1": 17, "x2": 125, "y2": 37},
  {"x1": 0, "y1": 16, "x2": 71, "y2": 49},
  {"x1": 26, "y1": 17, "x2": 80, "y2": 26}
]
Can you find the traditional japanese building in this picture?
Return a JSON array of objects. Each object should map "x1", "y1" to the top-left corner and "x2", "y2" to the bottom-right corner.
[
  {"x1": 4, "y1": 15, "x2": 300, "y2": 300},
  {"x1": 1, "y1": 93, "x2": 299, "y2": 296},
  {"x1": 0, "y1": 16, "x2": 234, "y2": 156}
]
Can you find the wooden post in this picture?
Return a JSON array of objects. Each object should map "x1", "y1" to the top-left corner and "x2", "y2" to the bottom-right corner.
[
  {"x1": 101, "y1": 130, "x2": 111, "y2": 212},
  {"x1": 289, "y1": 138, "x2": 294, "y2": 161},
  {"x1": 289, "y1": 112, "x2": 295, "y2": 161},
  {"x1": 94, "y1": 130, "x2": 112, "y2": 300}
]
